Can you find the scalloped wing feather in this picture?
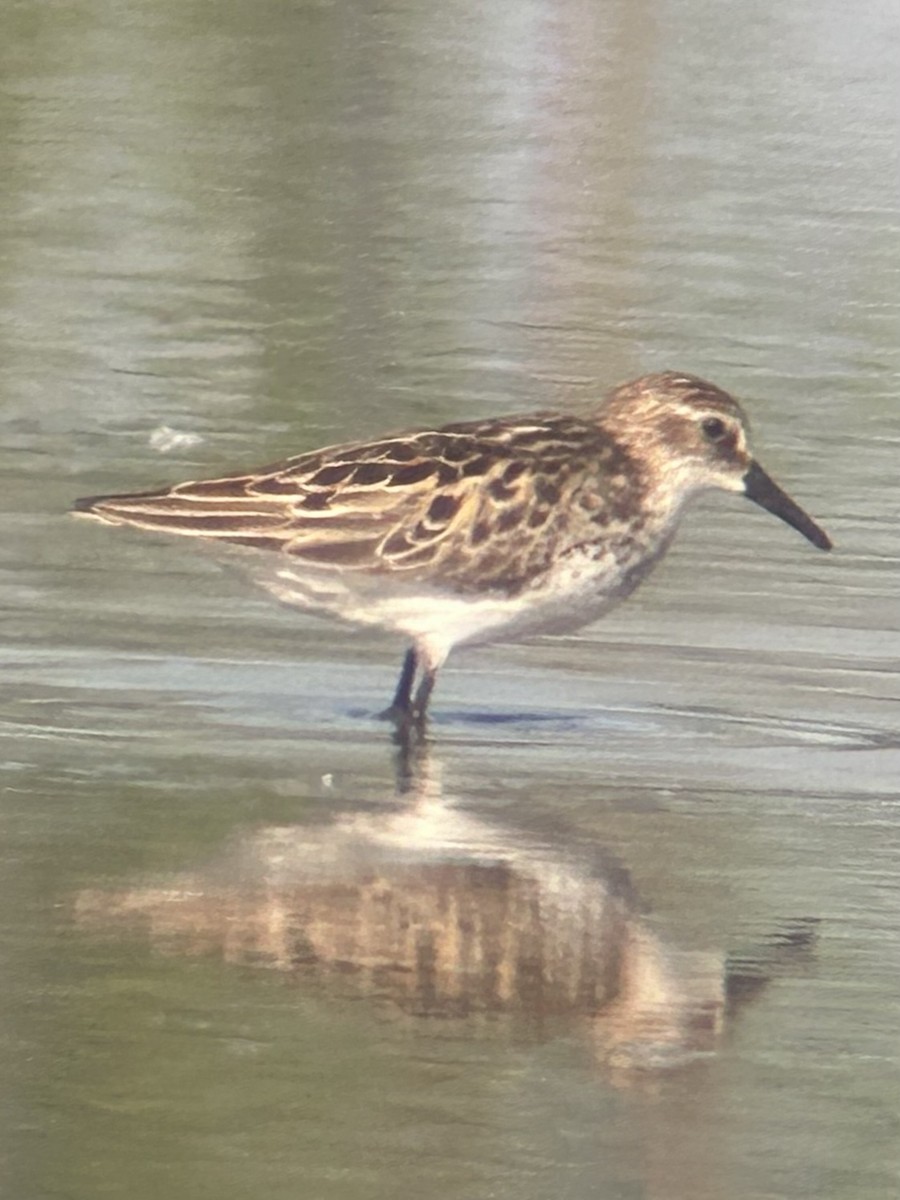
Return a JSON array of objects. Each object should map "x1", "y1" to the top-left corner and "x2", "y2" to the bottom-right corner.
[{"x1": 75, "y1": 416, "x2": 606, "y2": 591}]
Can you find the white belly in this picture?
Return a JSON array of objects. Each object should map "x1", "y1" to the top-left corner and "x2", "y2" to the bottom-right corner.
[{"x1": 249, "y1": 538, "x2": 670, "y2": 669}]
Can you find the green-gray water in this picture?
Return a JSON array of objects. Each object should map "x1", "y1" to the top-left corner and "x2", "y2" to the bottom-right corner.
[{"x1": 1, "y1": 2, "x2": 898, "y2": 1198}]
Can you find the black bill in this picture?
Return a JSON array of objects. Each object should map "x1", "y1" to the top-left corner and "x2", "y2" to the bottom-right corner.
[{"x1": 743, "y1": 461, "x2": 832, "y2": 551}]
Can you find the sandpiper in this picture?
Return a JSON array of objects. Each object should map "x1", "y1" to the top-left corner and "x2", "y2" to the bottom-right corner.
[{"x1": 73, "y1": 372, "x2": 831, "y2": 727}]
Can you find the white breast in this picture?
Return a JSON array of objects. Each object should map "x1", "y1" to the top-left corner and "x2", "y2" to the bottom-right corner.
[{"x1": 245, "y1": 523, "x2": 672, "y2": 672}]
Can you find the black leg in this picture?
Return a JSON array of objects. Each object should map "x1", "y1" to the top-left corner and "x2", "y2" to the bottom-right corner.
[
  {"x1": 390, "y1": 670, "x2": 436, "y2": 763},
  {"x1": 380, "y1": 649, "x2": 439, "y2": 737},
  {"x1": 379, "y1": 647, "x2": 418, "y2": 721},
  {"x1": 392, "y1": 647, "x2": 418, "y2": 712},
  {"x1": 411, "y1": 666, "x2": 437, "y2": 723}
]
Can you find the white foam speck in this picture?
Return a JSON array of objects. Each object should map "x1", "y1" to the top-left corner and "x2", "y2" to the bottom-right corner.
[{"x1": 148, "y1": 426, "x2": 205, "y2": 453}]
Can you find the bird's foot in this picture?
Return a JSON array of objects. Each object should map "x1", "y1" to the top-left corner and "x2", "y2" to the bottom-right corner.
[{"x1": 378, "y1": 702, "x2": 428, "y2": 736}]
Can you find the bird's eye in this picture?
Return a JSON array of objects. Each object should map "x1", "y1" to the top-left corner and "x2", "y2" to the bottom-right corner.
[{"x1": 701, "y1": 416, "x2": 727, "y2": 442}]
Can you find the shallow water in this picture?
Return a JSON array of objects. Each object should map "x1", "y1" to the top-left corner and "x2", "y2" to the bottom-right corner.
[{"x1": 2, "y1": 1, "x2": 899, "y2": 1198}]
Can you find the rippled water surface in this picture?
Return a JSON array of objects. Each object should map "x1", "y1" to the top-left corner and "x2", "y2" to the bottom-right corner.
[{"x1": 2, "y1": 2, "x2": 898, "y2": 1198}]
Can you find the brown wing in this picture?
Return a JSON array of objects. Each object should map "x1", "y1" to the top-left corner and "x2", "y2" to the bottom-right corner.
[{"x1": 74, "y1": 414, "x2": 614, "y2": 593}]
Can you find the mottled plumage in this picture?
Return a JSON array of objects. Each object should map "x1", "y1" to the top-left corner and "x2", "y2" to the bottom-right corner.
[{"x1": 73, "y1": 371, "x2": 832, "y2": 726}]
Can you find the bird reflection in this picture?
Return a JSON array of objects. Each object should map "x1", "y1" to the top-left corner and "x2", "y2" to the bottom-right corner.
[{"x1": 76, "y1": 749, "x2": 815, "y2": 1076}]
